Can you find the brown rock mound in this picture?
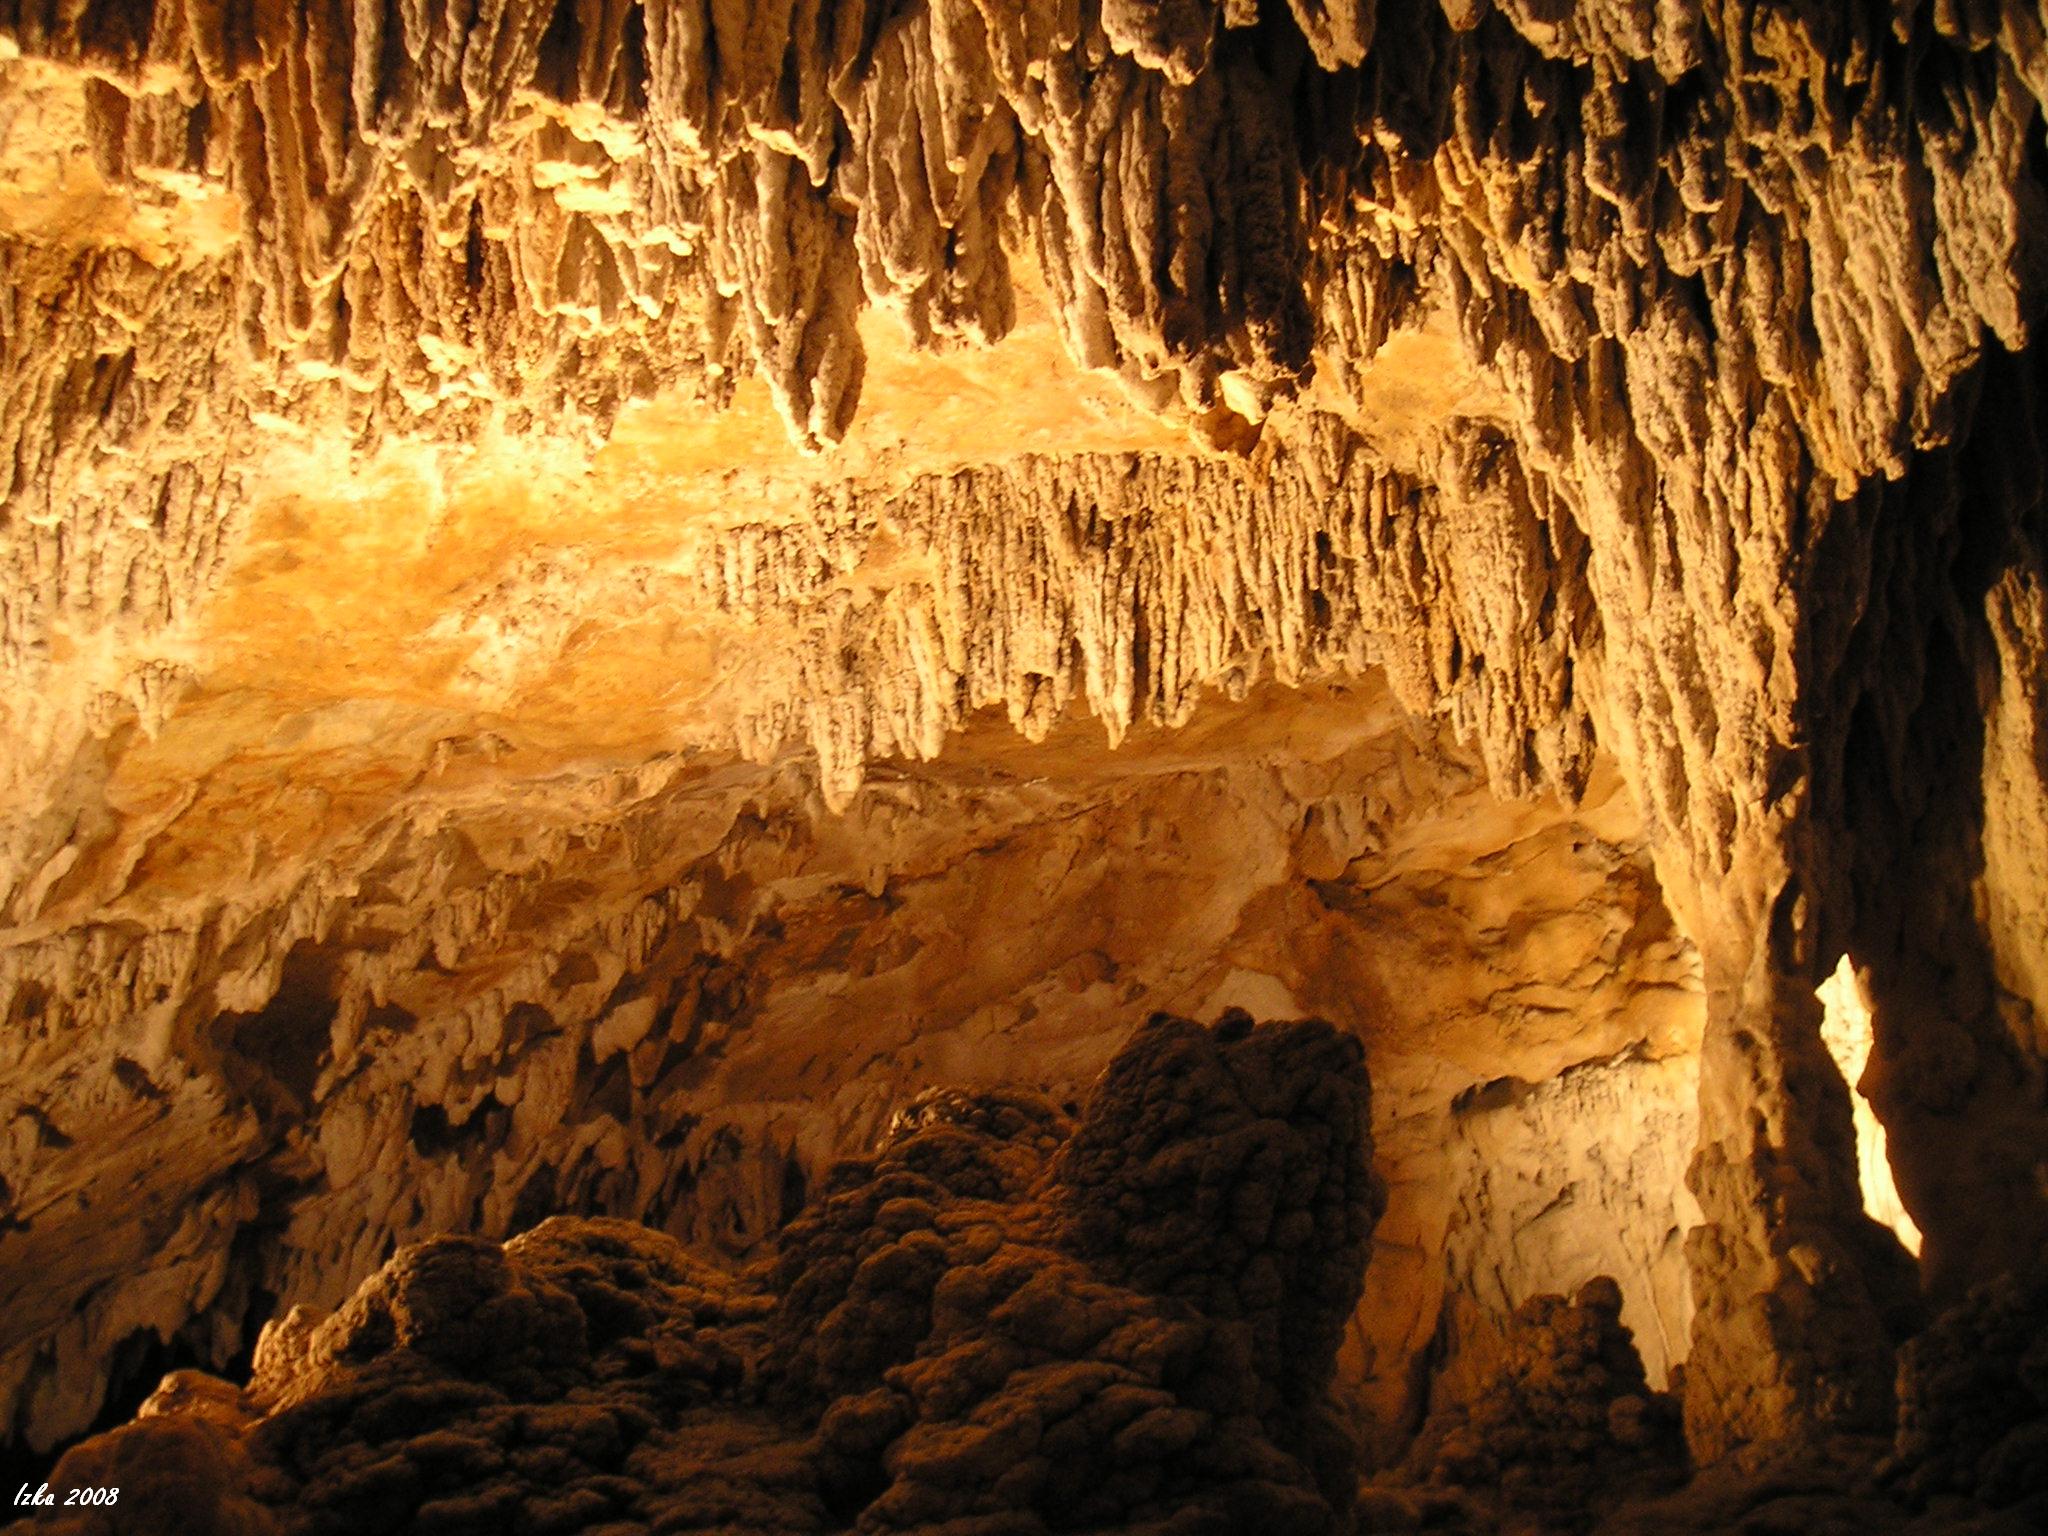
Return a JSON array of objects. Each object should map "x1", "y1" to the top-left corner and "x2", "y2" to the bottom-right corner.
[
  {"x1": 3, "y1": 1011, "x2": 1380, "y2": 1536},
  {"x1": 1885, "y1": 1246, "x2": 2048, "y2": 1515},
  {"x1": 1388, "y1": 1277, "x2": 1684, "y2": 1534}
]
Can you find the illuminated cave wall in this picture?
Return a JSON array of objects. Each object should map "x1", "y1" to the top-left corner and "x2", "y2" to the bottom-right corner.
[{"x1": 1, "y1": 676, "x2": 1703, "y2": 1465}]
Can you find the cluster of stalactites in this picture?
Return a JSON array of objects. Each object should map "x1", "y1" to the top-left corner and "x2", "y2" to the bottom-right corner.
[
  {"x1": 7, "y1": 0, "x2": 2048, "y2": 867},
  {"x1": 0, "y1": 0, "x2": 1367, "y2": 728},
  {"x1": 705, "y1": 425, "x2": 1593, "y2": 811},
  {"x1": 7, "y1": 0, "x2": 2045, "y2": 483},
  {"x1": 0, "y1": 0, "x2": 1370, "y2": 456}
]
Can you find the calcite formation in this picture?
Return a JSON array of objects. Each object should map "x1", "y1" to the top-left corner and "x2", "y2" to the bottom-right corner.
[
  {"x1": 3, "y1": 0, "x2": 2048, "y2": 1525},
  {"x1": 1885, "y1": 1247, "x2": 2048, "y2": 1513},
  {"x1": 1391, "y1": 1276, "x2": 1685, "y2": 1532},
  {"x1": 0, "y1": 675, "x2": 1703, "y2": 1476},
  {"x1": 3, "y1": 1012, "x2": 1382, "y2": 1535}
]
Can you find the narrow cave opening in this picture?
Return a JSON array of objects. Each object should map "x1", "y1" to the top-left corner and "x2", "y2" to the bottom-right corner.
[{"x1": 1817, "y1": 956, "x2": 1924, "y2": 1261}]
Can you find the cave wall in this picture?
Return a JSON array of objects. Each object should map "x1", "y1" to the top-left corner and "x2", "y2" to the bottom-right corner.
[
  {"x1": 3, "y1": 0, "x2": 2048, "y2": 1475},
  {"x1": 0, "y1": 676, "x2": 1701, "y2": 1467}
]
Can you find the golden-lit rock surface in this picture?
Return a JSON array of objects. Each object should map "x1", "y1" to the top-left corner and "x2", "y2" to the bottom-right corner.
[
  {"x1": 0, "y1": 672, "x2": 1707, "y2": 1477},
  {"x1": 4, "y1": 2, "x2": 2048, "y2": 1526}
]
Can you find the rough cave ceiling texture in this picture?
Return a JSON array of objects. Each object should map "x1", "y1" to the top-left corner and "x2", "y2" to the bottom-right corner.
[{"x1": 3, "y1": 0, "x2": 2048, "y2": 1498}]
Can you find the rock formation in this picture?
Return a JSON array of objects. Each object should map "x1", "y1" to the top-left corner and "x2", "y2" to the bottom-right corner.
[
  {"x1": 2, "y1": 1011, "x2": 1381, "y2": 1535},
  {"x1": 0, "y1": 673, "x2": 1703, "y2": 1479},
  {"x1": 1885, "y1": 1246, "x2": 2048, "y2": 1514},
  {"x1": 1390, "y1": 1276, "x2": 1685, "y2": 1532},
  {"x1": 3, "y1": 0, "x2": 2048, "y2": 1528}
]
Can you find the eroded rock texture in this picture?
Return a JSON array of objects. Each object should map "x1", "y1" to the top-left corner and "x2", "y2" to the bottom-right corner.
[
  {"x1": 1885, "y1": 1246, "x2": 2048, "y2": 1513},
  {"x1": 4, "y1": 0, "x2": 2048, "y2": 1502},
  {"x1": 1391, "y1": 1277, "x2": 1684, "y2": 1533},
  {"x1": 0, "y1": 677, "x2": 1702, "y2": 1476},
  {"x1": 3, "y1": 1011, "x2": 1382, "y2": 1536}
]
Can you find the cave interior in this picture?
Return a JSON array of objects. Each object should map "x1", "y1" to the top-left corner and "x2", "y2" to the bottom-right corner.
[{"x1": 2, "y1": 2, "x2": 2048, "y2": 1533}]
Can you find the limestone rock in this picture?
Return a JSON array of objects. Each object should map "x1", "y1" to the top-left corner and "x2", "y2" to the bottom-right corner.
[
  {"x1": 2, "y1": 1010, "x2": 1380, "y2": 1536},
  {"x1": 1886, "y1": 1246, "x2": 2048, "y2": 1511},
  {"x1": 1394, "y1": 1277, "x2": 1685, "y2": 1532}
]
